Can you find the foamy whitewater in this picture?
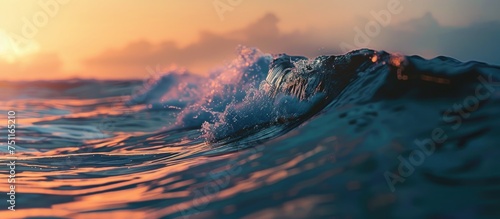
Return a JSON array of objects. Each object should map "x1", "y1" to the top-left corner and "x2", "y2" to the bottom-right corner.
[{"x1": 1, "y1": 47, "x2": 500, "y2": 218}]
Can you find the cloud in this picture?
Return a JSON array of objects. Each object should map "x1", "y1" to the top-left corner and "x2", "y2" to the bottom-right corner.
[
  {"x1": 375, "y1": 12, "x2": 500, "y2": 65},
  {"x1": 85, "y1": 12, "x2": 500, "y2": 80},
  {"x1": 84, "y1": 13, "x2": 340, "y2": 78}
]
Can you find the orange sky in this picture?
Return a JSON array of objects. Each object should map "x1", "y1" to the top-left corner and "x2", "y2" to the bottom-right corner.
[{"x1": 0, "y1": 0, "x2": 499, "y2": 81}]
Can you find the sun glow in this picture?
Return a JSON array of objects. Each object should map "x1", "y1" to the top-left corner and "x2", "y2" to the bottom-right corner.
[{"x1": 0, "y1": 30, "x2": 40, "y2": 63}]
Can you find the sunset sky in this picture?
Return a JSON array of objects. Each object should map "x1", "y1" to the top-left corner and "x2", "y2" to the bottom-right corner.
[{"x1": 0, "y1": 0, "x2": 499, "y2": 81}]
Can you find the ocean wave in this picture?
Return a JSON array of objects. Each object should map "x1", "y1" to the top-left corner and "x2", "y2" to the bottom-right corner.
[
  {"x1": 126, "y1": 46, "x2": 500, "y2": 142},
  {"x1": 3, "y1": 47, "x2": 500, "y2": 218}
]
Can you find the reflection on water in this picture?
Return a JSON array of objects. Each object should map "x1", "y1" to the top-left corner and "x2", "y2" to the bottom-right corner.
[{"x1": 2, "y1": 94, "x2": 340, "y2": 218}]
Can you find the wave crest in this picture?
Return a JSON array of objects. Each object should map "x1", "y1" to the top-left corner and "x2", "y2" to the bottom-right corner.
[{"x1": 129, "y1": 47, "x2": 500, "y2": 142}]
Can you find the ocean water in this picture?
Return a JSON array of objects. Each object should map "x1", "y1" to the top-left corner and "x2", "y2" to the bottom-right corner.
[{"x1": 1, "y1": 47, "x2": 500, "y2": 219}]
